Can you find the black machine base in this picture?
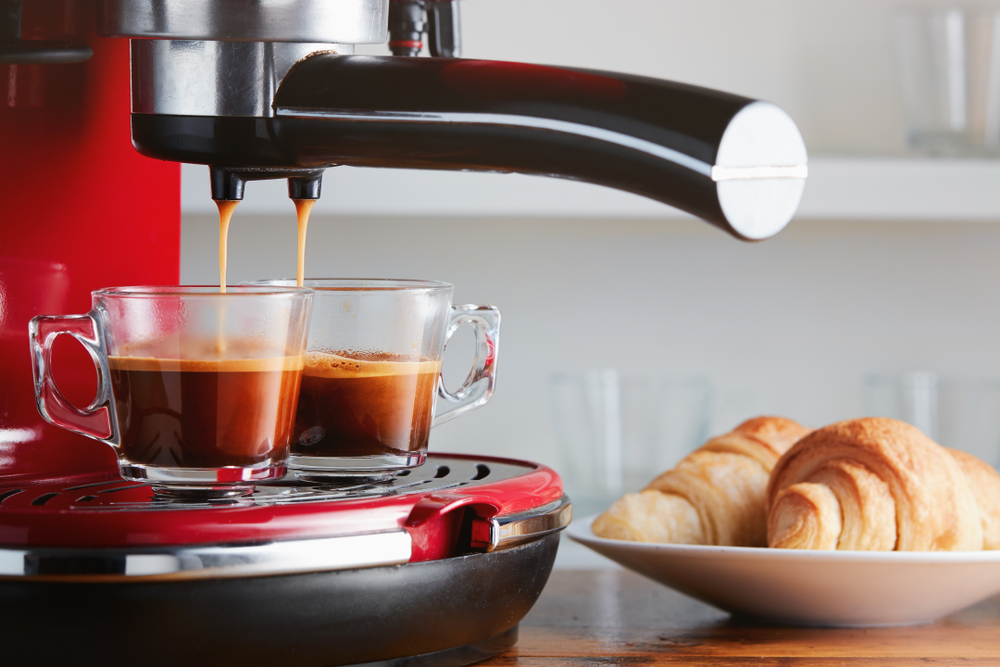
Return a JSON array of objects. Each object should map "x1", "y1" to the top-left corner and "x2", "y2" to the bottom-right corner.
[{"x1": 0, "y1": 533, "x2": 559, "y2": 666}]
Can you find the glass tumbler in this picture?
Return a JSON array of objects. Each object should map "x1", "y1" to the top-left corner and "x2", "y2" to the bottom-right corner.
[
  {"x1": 893, "y1": 8, "x2": 1000, "y2": 155},
  {"x1": 29, "y1": 286, "x2": 313, "y2": 494},
  {"x1": 250, "y1": 279, "x2": 500, "y2": 479}
]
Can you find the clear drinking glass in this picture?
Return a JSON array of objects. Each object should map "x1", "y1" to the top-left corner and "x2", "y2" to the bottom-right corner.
[
  {"x1": 863, "y1": 371, "x2": 940, "y2": 440},
  {"x1": 549, "y1": 370, "x2": 713, "y2": 518},
  {"x1": 863, "y1": 371, "x2": 1000, "y2": 469},
  {"x1": 249, "y1": 279, "x2": 500, "y2": 479},
  {"x1": 29, "y1": 286, "x2": 314, "y2": 494},
  {"x1": 893, "y1": 8, "x2": 1000, "y2": 155}
]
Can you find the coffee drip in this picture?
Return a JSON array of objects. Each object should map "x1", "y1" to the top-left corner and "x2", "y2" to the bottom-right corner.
[
  {"x1": 215, "y1": 200, "x2": 238, "y2": 293},
  {"x1": 211, "y1": 187, "x2": 433, "y2": 459},
  {"x1": 215, "y1": 197, "x2": 315, "y2": 291},
  {"x1": 294, "y1": 199, "x2": 315, "y2": 288}
]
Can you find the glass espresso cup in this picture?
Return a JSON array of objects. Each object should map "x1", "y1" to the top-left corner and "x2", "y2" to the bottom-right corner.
[
  {"x1": 249, "y1": 279, "x2": 500, "y2": 479},
  {"x1": 29, "y1": 286, "x2": 313, "y2": 494}
]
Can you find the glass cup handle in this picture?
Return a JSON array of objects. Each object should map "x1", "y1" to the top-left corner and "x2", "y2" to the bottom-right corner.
[
  {"x1": 28, "y1": 311, "x2": 118, "y2": 444},
  {"x1": 433, "y1": 304, "x2": 501, "y2": 427}
]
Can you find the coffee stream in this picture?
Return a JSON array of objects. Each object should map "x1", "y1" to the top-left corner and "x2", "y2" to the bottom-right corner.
[
  {"x1": 293, "y1": 199, "x2": 314, "y2": 287},
  {"x1": 216, "y1": 198, "x2": 313, "y2": 290},
  {"x1": 216, "y1": 199, "x2": 239, "y2": 293},
  {"x1": 107, "y1": 196, "x2": 314, "y2": 470},
  {"x1": 210, "y1": 195, "x2": 444, "y2": 461}
]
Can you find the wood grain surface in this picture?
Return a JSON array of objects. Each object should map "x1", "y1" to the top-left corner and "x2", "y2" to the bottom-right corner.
[{"x1": 482, "y1": 569, "x2": 1000, "y2": 665}]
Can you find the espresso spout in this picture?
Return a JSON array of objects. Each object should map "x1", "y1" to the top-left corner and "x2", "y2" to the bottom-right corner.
[
  {"x1": 209, "y1": 167, "x2": 325, "y2": 201},
  {"x1": 131, "y1": 54, "x2": 807, "y2": 241}
]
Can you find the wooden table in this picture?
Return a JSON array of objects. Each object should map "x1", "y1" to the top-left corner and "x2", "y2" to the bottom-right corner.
[{"x1": 482, "y1": 569, "x2": 1000, "y2": 665}]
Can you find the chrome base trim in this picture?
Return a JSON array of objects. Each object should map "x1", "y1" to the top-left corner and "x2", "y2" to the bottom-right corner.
[
  {"x1": 0, "y1": 530, "x2": 411, "y2": 580},
  {"x1": 486, "y1": 496, "x2": 573, "y2": 552}
]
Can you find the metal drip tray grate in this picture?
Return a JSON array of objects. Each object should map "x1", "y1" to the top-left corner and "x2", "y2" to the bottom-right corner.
[
  {"x1": 0, "y1": 454, "x2": 566, "y2": 551},
  {"x1": 0, "y1": 456, "x2": 528, "y2": 513}
]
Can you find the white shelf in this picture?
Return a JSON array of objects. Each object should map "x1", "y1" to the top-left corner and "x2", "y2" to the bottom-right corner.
[
  {"x1": 797, "y1": 158, "x2": 1000, "y2": 221},
  {"x1": 180, "y1": 157, "x2": 1000, "y2": 221}
]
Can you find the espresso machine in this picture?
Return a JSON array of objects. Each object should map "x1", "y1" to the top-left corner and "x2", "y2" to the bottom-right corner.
[{"x1": 0, "y1": 1, "x2": 807, "y2": 664}]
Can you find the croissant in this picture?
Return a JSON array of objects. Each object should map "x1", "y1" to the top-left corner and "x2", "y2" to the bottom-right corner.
[
  {"x1": 593, "y1": 416, "x2": 812, "y2": 546},
  {"x1": 767, "y1": 417, "x2": 1000, "y2": 551}
]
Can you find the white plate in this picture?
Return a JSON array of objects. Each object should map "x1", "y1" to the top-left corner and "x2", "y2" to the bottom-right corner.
[{"x1": 567, "y1": 515, "x2": 1000, "y2": 627}]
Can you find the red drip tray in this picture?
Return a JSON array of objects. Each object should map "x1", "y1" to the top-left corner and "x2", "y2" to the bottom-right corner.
[{"x1": 0, "y1": 453, "x2": 569, "y2": 579}]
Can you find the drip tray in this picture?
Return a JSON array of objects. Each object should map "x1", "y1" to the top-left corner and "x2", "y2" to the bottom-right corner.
[
  {"x1": 0, "y1": 456, "x2": 516, "y2": 512},
  {"x1": 0, "y1": 454, "x2": 568, "y2": 551}
]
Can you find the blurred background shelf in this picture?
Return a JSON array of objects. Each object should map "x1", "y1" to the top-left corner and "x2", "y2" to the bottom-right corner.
[
  {"x1": 181, "y1": 157, "x2": 1000, "y2": 221},
  {"x1": 180, "y1": 0, "x2": 1000, "y2": 221}
]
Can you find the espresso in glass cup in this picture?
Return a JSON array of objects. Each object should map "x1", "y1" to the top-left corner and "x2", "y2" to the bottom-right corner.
[
  {"x1": 249, "y1": 280, "x2": 500, "y2": 479},
  {"x1": 29, "y1": 286, "x2": 313, "y2": 495}
]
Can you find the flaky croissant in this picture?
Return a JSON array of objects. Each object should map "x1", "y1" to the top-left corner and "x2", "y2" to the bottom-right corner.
[
  {"x1": 767, "y1": 417, "x2": 1000, "y2": 551},
  {"x1": 592, "y1": 416, "x2": 813, "y2": 546}
]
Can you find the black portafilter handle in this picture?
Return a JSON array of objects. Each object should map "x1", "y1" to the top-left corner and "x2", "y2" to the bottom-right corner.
[
  {"x1": 270, "y1": 56, "x2": 808, "y2": 241},
  {"x1": 210, "y1": 167, "x2": 325, "y2": 201},
  {"x1": 133, "y1": 56, "x2": 807, "y2": 241}
]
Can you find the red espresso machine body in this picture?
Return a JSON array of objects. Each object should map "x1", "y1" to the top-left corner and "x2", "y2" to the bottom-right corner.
[
  {"x1": 0, "y1": 6, "x2": 569, "y2": 664},
  {"x1": 0, "y1": 1, "x2": 810, "y2": 663},
  {"x1": 0, "y1": 0, "x2": 179, "y2": 481}
]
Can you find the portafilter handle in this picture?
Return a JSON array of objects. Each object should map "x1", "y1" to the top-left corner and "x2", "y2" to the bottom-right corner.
[
  {"x1": 101, "y1": 0, "x2": 808, "y2": 240},
  {"x1": 132, "y1": 55, "x2": 807, "y2": 241}
]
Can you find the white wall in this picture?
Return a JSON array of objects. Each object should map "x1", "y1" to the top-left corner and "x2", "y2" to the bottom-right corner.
[
  {"x1": 179, "y1": 1, "x2": 1000, "y2": 223},
  {"x1": 181, "y1": 215, "x2": 1000, "y2": 470},
  {"x1": 454, "y1": 0, "x2": 903, "y2": 154},
  {"x1": 386, "y1": 0, "x2": 1000, "y2": 155}
]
